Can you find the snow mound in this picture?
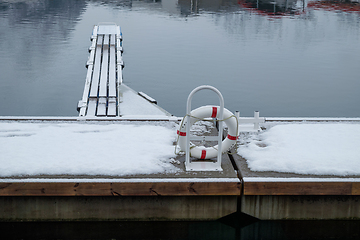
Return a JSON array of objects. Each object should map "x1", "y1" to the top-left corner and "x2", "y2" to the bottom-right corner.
[
  {"x1": 0, "y1": 122, "x2": 179, "y2": 177},
  {"x1": 237, "y1": 123, "x2": 360, "y2": 176}
]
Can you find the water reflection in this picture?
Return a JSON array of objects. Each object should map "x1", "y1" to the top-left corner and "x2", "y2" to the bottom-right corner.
[
  {"x1": 177, "y1": 0, "x2": 241, "y2": 16},
  {"x1": 92, "y1": 0, "x2": 307, "y2": 16},
  {"x1": 0, "y1": 0, "x2": 87, "y2": 116},
  {"x1": 0, "y1": 0, "x2": 86, "y2": 27},
  {"x1": 88, "y1": 0, "x2": 305, "y2": 16},
  {"x1": 308, "y1": 0, "x2": 360, "y2": 12},
  {"x1": 0, "y1": 0, "x2": 359, "y2": 117},
  {"x1": 91, "y1": 0, "x2": 133, "y2": 9},
  {"x1": 238, "y1": 0, "x2": 305, "y2": 16}
]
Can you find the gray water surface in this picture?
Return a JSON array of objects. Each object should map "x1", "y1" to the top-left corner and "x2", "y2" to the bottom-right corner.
[{"x1": 0, "y1": 0, "x2": 359, "y2": 117}]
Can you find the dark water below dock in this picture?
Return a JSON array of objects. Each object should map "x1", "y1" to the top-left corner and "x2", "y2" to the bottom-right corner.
[
  {"x1": 1, "y1": 214, "x2": 360, "y2": 240},
  {"x1": 0, "y1": 0, "x2": 359, "y2": 117}
]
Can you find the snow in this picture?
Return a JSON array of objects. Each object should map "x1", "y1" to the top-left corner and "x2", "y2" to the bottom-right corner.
[
  {"x1": 119, "y1": 84, "x2": 171, "y2": 116},
  {"x1": 2, "y1": 120, "x2": 360, "y2": 178},
  {"x1": 0, "y1": 178, "x2": 240, "y2": 183},
  {"x1": 243, "y1": 177, "x2": 360, "y2": 182},
  {"x1": 0, "y1": 122, "x2": 179, "y2": 177},
  {"x1": 238, "y1": 123, "x2": 360, "y2": 176}
]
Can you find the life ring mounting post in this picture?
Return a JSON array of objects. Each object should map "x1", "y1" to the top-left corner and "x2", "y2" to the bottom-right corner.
[{"x1": 184, "y1": 85, "x2": 225, "y2": 171}]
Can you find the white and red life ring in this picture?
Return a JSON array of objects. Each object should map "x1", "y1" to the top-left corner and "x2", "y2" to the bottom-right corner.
[{"x1": 177, "y1": 105, "x2": 238, "y2": 159}]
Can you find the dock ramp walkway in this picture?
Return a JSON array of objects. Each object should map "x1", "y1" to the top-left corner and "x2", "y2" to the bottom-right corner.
[{"x1": 77, "y1": 23, "x2": 170, "y2": 118}]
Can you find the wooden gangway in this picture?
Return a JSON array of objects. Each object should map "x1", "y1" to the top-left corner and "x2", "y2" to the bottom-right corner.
[
  {"x1": 77, "y1": 23, "x2": 124, "y2": 117},
  {"x1": 77, "y1": 23, "x2": 173, "y2": 119}
]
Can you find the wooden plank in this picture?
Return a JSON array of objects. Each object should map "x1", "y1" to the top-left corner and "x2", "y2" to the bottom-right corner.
[
  {"x1": 117, "y1": 50, "x2": 123, "y2": 65},
  {"x1": 0, "y1": 182, "x2": 241, "y2": 196},
  {"x1": 116, "y1": 39, "x2": 123, "y2": 53},
  {"x1": 98, "y1": 24, "x2": 117, "y2": 35},
  {"x1": 116, "y1": 25, "x2": 121, "y2": 39},
  {"x1": 108, "y1": 97, "x2": 116, "y2": 116},
  {"x1": 117, "y1": 64, "x2": 123, "y2": 84},
  {"x1": 109, "y1": 44, "x2": 116, "y2": 97},
  {"x1": 89, "y1": 36, "x2": 97, "y2": 50},
  {"x1": 110, "y1": 34, "x2": 116, "y2": 45},
  {"x1": 351, "y1": 182, "x2": 360, "y2": 195},
  {"x1": 97, "y1": 97, "x2": 107, "y2": 116},
  {"x1": 98, "y1": 35, "x2": 109, "y2": 98},
  {"x1": 87, "y1": 98, "x2": 97, "y2": 116},
  {"x1": 0, "y1": 183, "x2": 109, "y2": 196},
  {"x1": 110, "y1": 182, "x2": 241, "y2": 196},
  {"x1": 79, "y1": 34, "x2": 97, "y2": 117},
  {"x1": 82, "y1": 39, "x2": 96, "y2": 84},
  {"x1": 91, "y1": 25, "x2": 98, "y2": 39},
  {"x1": 103, "y1": 34, "x2": 110, "y2": 46},
  {"x1": 243, "y1": 182, "x2": 353, "y2": 195},
  {"x1": 79, "y1": 65, "x2": 94, "y2": 117},
  {"x1": 89, "y1": 35, "x2": 103, "y2": 98},
  {"x1": 83, "y1": 64, "x2": 94, "y2": 99},
  {"x1": 86, "y1": 46, "x2": 96, "y2": 66}
]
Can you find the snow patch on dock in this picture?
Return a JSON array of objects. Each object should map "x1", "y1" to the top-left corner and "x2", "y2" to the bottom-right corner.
[
  {"x1": 0, "y1": 122, "x2": 179, "y2": 177},
  {"x1": 238, "y1": 123, "x2": 360, "y2": 176}
]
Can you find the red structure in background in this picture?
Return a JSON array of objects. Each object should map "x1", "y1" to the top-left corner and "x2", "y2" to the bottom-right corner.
[
  {"x1": 307, "y1": 0, "x2": 360, "y2": 12},
  {"x1": 238, "y1": 0, "x2": 360, "y2": 17}
]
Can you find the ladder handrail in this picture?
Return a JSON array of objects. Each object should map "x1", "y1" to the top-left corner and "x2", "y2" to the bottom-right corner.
[{"x1": 185, "y1": 85, "x2": 225, "y2": 170}]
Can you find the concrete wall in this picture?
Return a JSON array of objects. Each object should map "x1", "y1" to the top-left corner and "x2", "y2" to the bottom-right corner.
[
  {"x1": 241, "y1": 195, "x2": 360, "y2": 220},
  {"x1": 0, "y1": 196, "x2": 237, "y2": 221}
]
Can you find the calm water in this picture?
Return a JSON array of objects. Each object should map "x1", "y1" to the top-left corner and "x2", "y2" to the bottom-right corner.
[{"x1": 0, "y1": 0, "x2": 359, "y2": 117}]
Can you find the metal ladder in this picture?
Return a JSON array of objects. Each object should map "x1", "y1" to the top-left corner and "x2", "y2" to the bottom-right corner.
[{"x1": 185, "y1": 85, "x2": 225, "y2": 171}]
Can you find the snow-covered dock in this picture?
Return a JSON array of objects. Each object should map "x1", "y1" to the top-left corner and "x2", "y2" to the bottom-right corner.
[
  {"x1": 77, "y1": 23, "x2": 171, "y2": 119},
  {"x1": 77, "y1": 23, "x2": 122, "y2": 117},
  {"x1": 1, "y1": 119, "x2": 360, "y2": 220},
  {"x1": 233, "y1": 121, "x2": 360, "y2": 220},
  {"x1": 0, "y1": 120, "x2": 240, "y2": 220}
]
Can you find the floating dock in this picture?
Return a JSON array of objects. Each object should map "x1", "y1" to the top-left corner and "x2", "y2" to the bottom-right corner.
[
  {"x1": 1, "y1": 23, "x2": 360, "y2": 221},
  {"x1": 0, "y1": 119, "x2": 240, "y2": 220},
  {"x1": 77, "y1": 23, "x2": 171, "y2": 119},
  {"x1": 1, "y1": 117, "x2": 360, "y2": 221},
  {"x1": 0, "y1": 161, "x2": 240, "y2": 221}
]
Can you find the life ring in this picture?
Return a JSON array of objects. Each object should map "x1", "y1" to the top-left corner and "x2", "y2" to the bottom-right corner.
[{"x1": 177, "y1": 105, "x2": 238, "y2": 159}]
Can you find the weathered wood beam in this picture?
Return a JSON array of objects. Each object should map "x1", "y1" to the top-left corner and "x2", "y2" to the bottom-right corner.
[
  {"x1": 243, "y1": 182, "x2": 359, "y2": 195},
  {"x1": 0, "y1": 182, "x2": 241, "y2": 197}
]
